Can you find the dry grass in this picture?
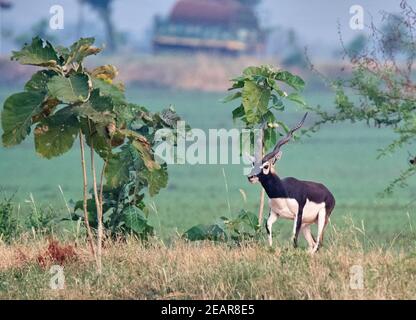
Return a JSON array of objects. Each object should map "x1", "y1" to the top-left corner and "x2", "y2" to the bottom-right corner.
[
  {"x1": 1, "y1": 226, "x2": 416, "y2": 300},
  {"x1": 103, "y1": 53, "x2": 277, "y2": 92}
]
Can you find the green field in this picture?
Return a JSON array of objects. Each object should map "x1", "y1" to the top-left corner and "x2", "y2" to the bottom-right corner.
[{"x1": 1, "y1": 86, "x2": 415, "y2": 247}]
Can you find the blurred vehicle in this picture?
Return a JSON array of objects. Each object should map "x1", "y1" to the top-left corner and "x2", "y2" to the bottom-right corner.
[{"x1": 153, "y1": 0, "x2": 266, "y2": 55}]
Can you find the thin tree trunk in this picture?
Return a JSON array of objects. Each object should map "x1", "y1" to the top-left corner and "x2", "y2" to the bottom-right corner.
[
  {"x1": 258, "y1": 188, "x2": 265, "y2": 225},
  {"x1": 79, "y1": 130, "x2": 96, "y2": 259},
  {"x1": 99, "y1": 160, "x2": 108, "y2": 217},
  {"x1": 90, "y1": 140, "x2": 103, "y2": 274},
  {"x1": 258, "y1": 137, "x2": 265, "y2": 225}
]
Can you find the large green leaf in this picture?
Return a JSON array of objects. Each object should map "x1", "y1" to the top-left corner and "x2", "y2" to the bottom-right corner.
[
  {"x1": 264, "y1": 126, "x2": 278, "y2": 151},
  {"x1": 242, "y1": 80, "x2": 270, "y2": 124},
  {"x1": 222, "y1": 91, "x2": 241, "y2": 103},
  {"x1": 75, "y1": 92, "x2": 115, "y2": 159},
  {"x1": 55, "y1": 45, "x2": 70, "y2": 63},
  {"x1": 1, "y1": 91, "x2": 45, "y2": 147},
  {"x1": 232, "y1": 104, "x2": 245, "y2": 122},
  {"x1": 92, "y1": 78, "x2": 125, "y2": 103},
  {"x1": 274, "y1": 71, "x2": 305, "y2": 91},
  {"x1": 80, "y1": 118, "x2": 112, "y2": 159},
  {"x1": 286, "y1": 92, "x2": 307, "y2": 106},
  {"x1": 25, "y1": 70, "x2": 57, "y2": 94},
  {"x1": 65, "y1": 37, "x2": 101, "y2": 66},
  {"x1": 243, "y1": 66, "x2": 271, "y2": 78},
  {"x1": 115, "y1": 103, "x2": 149, "y2": 129},
  {"x1": 114, "y1": 128, "x2": 159, "y2": 171},
  {"x1": 11, "y1": 37, "x2": 59, "y2": 67},
  {"x1": 106, "y1": 143, "x2": 166, "y2": 195},
  {"x1": 132, "y1": 138, "x2": 160, "y2": 171},
  {"x1": 75, "y1": 100, "x2": 115, "y2": 125},
  {"x1": 47, "y1": 73, "x2": 91, "y2": 103},
  {"x1": 183, "y1": 224, "x2": 227, "y2": 241},
  {"x1": 34, "y1": 107, "x2": 80, "y2": 159},
  {"x1": 121, "y1": 206, "x2": 153, "y2": 238},
  {"x1": 88, "y1": 89, "x2": 114, "y2": 112},
  {"x1": 105, "y1": 144, "x2": 137, "y2": 188},
  {"x1": 139, "y1": 165, "x2": 168, "y2": 197},
  {"x1": 222, "y1": 209, "x2": 261, "y2": 240}
]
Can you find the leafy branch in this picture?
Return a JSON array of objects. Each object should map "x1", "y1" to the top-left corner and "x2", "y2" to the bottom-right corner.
[
  {"x1": 307, "y1": 0, "x2": 416, "y2": 195},
  {"x1": 1, "y1": 36, "x2": 186, "y2": 273}
]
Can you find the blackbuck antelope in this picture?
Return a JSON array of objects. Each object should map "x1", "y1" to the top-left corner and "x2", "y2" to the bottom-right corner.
[{"x1": 247, "y1": 113, "x2": 335, "y2": 253}]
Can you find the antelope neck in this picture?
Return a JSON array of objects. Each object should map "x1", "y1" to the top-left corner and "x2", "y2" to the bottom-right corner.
[{"x1": 259, "y1": 173, "x2": 288, "y2": 198}]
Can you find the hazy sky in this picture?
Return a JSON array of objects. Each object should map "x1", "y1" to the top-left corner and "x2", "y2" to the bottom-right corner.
[{"x1": 0, "y1": 0, "x2": 407, "y2": 55}]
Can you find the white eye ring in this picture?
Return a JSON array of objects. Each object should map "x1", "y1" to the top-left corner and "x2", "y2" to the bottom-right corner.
[{"x1": 260, "y1": 162, "x2": 269, "y2": 169}]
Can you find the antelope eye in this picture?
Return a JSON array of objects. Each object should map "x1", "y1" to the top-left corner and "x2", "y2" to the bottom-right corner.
[{"x1": 263, "y1": 165, "x2": 269, "y2": 170}]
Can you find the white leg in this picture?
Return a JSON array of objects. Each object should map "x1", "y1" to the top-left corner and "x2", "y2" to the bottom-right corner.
[
  {"x1": 311, "y1": 208, "x2": 326, "y2": 254},
  {"x1": 301, "y1": 224, "x2": 316, "y2": 252},
  {"x1": 291, "y1": 212, "x2": 298, "y2": 243},
  {"x1": 291, "y1": 211, "x2": 303, "y2": 248},
  {"x1": 266, "y1": 211, "x2": 278, "y2": 246}
]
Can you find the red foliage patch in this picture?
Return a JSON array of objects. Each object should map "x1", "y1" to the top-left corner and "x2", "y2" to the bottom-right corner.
[{"x1": 36, "y1": 239, "x2": 77, "y2": 268}]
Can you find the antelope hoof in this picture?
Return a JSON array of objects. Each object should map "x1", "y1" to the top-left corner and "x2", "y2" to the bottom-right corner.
[
  {"x1": 292, "y1": 237, "x2": 298, "y2": 248},
  {"x1": 310, "y1": 245, "x2": 320, "y2": 254}
]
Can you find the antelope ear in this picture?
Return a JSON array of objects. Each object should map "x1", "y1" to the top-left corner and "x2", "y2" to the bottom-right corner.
[
  {"x1": 272, "y1": 151, "x2": 283, "y2": 164},
  {"x1": 243, "y1": 153, "x2": 256, "y2": 164}
]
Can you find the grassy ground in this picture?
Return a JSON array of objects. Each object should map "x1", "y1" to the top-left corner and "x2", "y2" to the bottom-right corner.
[
  {"x1": 1, "y1": 85, "x2": 416, "y2": 299},
  {"x1": 1, "y1": 225, "x2": 416, "y2": 300}
]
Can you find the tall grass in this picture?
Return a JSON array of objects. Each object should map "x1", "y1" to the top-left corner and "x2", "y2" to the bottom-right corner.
[
  {"x1": 0, "y1": 192, "x2": 19, "y2": 242},
  {"x1": 0, "y1": 220, "x2": 415, "y2": 300},
  {"x1": 0, "y1": 192, "x2": 64, "y2": 242}
]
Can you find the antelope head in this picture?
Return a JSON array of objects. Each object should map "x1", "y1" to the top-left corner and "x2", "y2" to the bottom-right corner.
[{"x1": 247, "y1": 113, "x2": 308, "y2": 183}]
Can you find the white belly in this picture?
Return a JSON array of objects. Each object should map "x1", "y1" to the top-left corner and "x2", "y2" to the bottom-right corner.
[
  {"x1": 269, "y1": 198, "x2": 325, "y2": 223},
  {"x1": 269, "y1": 198, "x2": 298, "y2": 219}
]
